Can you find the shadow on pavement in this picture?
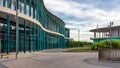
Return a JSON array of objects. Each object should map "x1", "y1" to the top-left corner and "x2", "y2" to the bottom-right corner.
[
  {"x1": 0, "y1": 63, "x2": 8, "y2": 68},
  {"x1": 84, "y1": 58, "x2": 120, "y2": 68}
]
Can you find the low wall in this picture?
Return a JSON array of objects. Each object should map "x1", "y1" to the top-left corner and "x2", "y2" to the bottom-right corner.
[{"x1": 99, "y1": 49, "x2": 120, "y2": 61}]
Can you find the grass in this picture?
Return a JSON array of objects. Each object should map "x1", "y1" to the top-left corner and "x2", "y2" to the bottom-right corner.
[{"x1": 65, "y1": 47, "x2": 98, "y2": 52}]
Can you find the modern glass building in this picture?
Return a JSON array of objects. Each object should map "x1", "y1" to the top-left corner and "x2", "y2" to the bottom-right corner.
[
  {"x1": 90, "y1": 26, "x2": 120, "y2": 43},
  {"x1": 0, "y1": 0, "x2": 70, "y2": 54}
]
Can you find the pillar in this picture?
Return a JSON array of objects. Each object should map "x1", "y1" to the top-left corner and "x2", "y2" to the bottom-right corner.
[
  {"x1": 94, "y1": 32, "x2": 96, "y2": 38},
  {"x1": 38, "y1": 26, "x2": 40, "y2": 51},
  {"x1": 33, "y1": 0, "x2": 35, "y2": 19},
  {"x1": 6, "y1": 0, "x2": 11, "y2": 54},
  {"x1": 24, "y1": 0, "x2": 26, "y2": 14},
  {"x1": 36, "y1": 25, "x2": 38, "y2": 51},
  {"x1": 33, "y1": 24, "x2": 36, "y2": 52},
  {"x1": 7, "y1": 14, "x2": 10, "y2": 54},
  {"x1": 24, "y1": 20, "x2": 26, "y2": 53},
  {"x1": 29, "y1": 0, "x2": 32, "y2": 16},
  {"x1": 23, "y1": 0, "x2": 26, "y2": 53},
  {"x1": 102, "y1": 32, "x2": 104, "y2": 38},
  {"x1": 29, "y1": 22, "x2": 32, "y2": 52},
  {"x1": 99, "y1": 32, "x2": 101, "y2": 38},
  {"x1": 7, "y1": 0, "x2": 11, "y2": 8}
]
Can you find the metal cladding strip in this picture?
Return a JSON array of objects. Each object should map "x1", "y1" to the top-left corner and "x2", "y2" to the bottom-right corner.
[
  {"x1": 65, "y1": 37, "x2": 71, "y2": 40},
  {"x1": 0, "y1": 6, "x2": 66, "y2": 37}
]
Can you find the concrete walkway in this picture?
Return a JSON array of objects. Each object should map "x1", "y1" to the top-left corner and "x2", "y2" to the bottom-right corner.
[
  {"x1": 0, "y1": 51, "x2": 114, "y2": 68},
  {"x1": 0, "y1": 63, "x2": 8, "y2": 68}
]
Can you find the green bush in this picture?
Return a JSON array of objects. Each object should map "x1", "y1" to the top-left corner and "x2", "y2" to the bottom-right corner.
[
  {"x1": 91, "y1": 40, "x2": 120, "y2": 50},
  {"x1": 112, "y1": 41, "x2": 120, "y2": 48},
  {"x1": 70, "y1": 41, "x2": 93, "y2": 48},
  {"x1": 70, "y1": 41, "x2": 84, "y2": 47}
]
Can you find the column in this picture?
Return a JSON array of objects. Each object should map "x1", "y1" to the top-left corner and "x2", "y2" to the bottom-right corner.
[
  {"x1": 29, "y1": 22, "x2": 32, "y2": 52},
  {"x1": 33, "y1": 24, "x2": 36, "y2": 52},
  {"x1": 44, "y1": 31, "x2": 46, "y2": 50},
  {"x1": 24, "y1": 20, "x2": 26, "y2": 53},
  {"x1": 103, "y1": 32, "x2": 107, "y2": 38},
  {"x1": 104, "y1": 32, "x2": 106, "y2": 38},
  {"x1": 102, "y1": 32, "x2": 103, "y2": 38},
  {"x1": 36, "y1": 0, "x2": 38, "y2": 20},
  {"x1": 38, "y1": 26, "x2": 40, "y2": 51},
  {"x1": 40, "y1": 28, "x2": 42, "y2": 50},
  {"x1": 24, "y1": 0, "x2": 26, "y2": 14},
  {"x1": 99, "y1": 32, "x2": 101, "y2": 38},
  {"x1": 97, "y1": 32, "x2": 99, "y2": 38},
  {"x1": 44, "y1": 32, "x2": 46, "y2": 49},
  {"x1": 41, "y1": 30, "x2": 44, "y2": 50},
  {"x1": 94, "y1": 32, "x2": 96, "y2": 38},
  {"x1": 57, "y1": 36, "x2": 59, "y2": 48},
  {"x1": 7, "y1": 14, "x2": 10, "y2": 54},
  {"x1": 106, "y1": 32, "x2": 108, "y2": 38},
  {"x1": 33, "y1": 0, "x2": 35, "y2": 19},
  {"x1": 39, "y1": 27, "x2": 41, "y2": 51},
  {"x1": 29, "y1": 0, "x2": 32, "y2": 16},
  {"x1": 6, "y1": 0, "x2": 11, "y2": 54},
  {"x1": 7, "y1": 0, "x2": 11, "y2": 8},
  {"x1": 118, "y1": 28, "x2": 119, "y2": 36},
  {"x1": 31, "y1": 23, "x2": 33, "y2": 52},
  {"x1": 36, "y1": 25, "x2": 38, "y2": 51}
]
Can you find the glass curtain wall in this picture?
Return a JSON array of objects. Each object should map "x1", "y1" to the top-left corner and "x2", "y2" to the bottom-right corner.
[{"x1": 0, "y1": 0, "x2": 70, "y2": 54}]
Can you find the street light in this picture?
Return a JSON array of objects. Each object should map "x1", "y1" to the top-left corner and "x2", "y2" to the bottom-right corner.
[
  {"x1": 108, "y1": 22, "x2": 114, "y2": 48},
  {"x1": 78, "y1": 29, "x2": 80, "y2": 47},
  {"x1": 97, "y1": 25, "x2": 99, "y2": 43}
]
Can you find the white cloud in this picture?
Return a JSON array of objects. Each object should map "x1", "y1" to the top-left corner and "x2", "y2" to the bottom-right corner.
[{"x1": 44, "y1": 0, "x2": 120, "y2": 42}]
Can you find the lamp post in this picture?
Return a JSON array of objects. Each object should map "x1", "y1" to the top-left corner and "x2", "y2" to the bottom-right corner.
[
  {"x1": 15, "y1": 0, "x2": 19, "y2": 59},
  {"x1": 97, "y1": 25, "x2": 99, "y2": 43},
  {"x1": 108, "y1": 22, "x2": 114, "y2": 48},
  {"x1": 78, "y1": 29, "x2": 80, "y2": 47}
]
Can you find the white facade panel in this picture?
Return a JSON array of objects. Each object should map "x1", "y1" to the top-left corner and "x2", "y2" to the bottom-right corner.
[{"x1": 111, "y1": 29, "x2": 118, "y2": 37}]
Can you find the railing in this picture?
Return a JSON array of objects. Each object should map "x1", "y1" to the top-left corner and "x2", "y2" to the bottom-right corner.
[{"x1": 91, "y1": 36, "x2": 120, "y2": 40}]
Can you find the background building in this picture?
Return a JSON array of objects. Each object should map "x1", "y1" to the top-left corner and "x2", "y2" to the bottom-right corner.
[
  {"x1": 0, "y1": 0, "x2": 70, "y2": 54},
  {"x1": 90, "y1": 26, "x2": 120, "y2": 43}
]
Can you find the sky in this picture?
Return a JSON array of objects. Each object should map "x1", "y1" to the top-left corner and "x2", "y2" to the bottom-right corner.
[{"x1": 44, "y1": 0, "x2": 120, "y2": 42}]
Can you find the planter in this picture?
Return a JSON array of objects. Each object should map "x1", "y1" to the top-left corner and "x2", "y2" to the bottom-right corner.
[{"x1": 99, "y1": 49, "x2": 120, "y2": 61}]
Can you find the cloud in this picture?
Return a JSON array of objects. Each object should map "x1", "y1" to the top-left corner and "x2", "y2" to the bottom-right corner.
[{"x1": 44, "y1": 0, "x2": 120, "y2": 42}]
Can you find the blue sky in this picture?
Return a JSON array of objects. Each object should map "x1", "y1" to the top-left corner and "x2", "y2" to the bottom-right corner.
[{"x1": 44, "y1": 0, "x2": 120, "y2": 42}]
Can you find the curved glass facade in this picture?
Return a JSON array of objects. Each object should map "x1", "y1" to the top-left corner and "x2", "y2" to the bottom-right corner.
[{"x1": 0, "y1": 0, "x2": 70, "y2": 54}]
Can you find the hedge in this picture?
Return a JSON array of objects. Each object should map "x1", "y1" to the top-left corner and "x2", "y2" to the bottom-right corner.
[{"x1": 91, "y1": 40, "x2": 120, "y2": 50}]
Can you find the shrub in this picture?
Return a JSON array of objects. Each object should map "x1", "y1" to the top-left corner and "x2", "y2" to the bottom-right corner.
[
  {"x1": 112, "y1": 41, "x2": 120, "y2": 48},
  {"x1": 70, "y1": 41, "x2": 92, "y2": 48},
  {"x1": 91, "y1": 40, "x2": 120, "y2": 50}
]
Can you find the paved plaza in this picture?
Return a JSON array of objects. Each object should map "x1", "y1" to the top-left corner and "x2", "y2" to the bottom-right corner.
[{"x1": 0, "y1": 51, "x2": 119, "y2": 68}]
